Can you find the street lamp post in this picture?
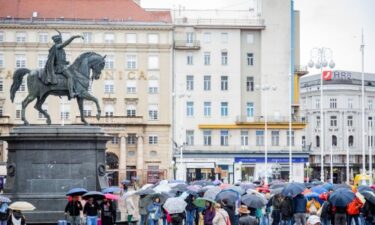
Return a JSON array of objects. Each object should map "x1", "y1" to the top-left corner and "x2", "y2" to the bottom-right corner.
[
  {"x1": 308, "y1": 47, "x2": 335, "y2": 182},
  {"x1": 360, "y1": 30, "x2": 367, "y2": 185}
]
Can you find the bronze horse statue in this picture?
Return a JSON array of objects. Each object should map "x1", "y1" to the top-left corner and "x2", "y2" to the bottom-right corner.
[{"x1": 10, "y1": 52, "x2": 106, "y2": 125}]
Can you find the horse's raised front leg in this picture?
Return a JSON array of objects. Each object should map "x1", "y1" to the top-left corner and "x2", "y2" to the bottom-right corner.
[
  {"x1": 34, "y1": 94, "x2": 51, "y2": 125},
  {"x1": 21, "y1": 94, "x2": 36, "y2": 125},
  {"x1": 80, "y1": 91, "x2": 101, "y2": 121},
  {"x1": 76, "y1": 97, "x2": 88, "y2": 125}
]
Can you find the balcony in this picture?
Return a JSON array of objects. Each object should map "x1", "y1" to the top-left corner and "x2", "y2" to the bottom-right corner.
[
  {"x1": 233, "y1": 115, "x2": 307, "y2": 129},
  {"x1": 174, "y1": 40, "x2": 200, "y2": 50},
  {"x1": 74, "y1": 116, "x2": 144, "y2": 125},
  {"x1": 0, "y1": 116, "x2": 12, "y2": 125},
  {"x1": 295, "y1": 65, "x2": 309, "y2": 76}
]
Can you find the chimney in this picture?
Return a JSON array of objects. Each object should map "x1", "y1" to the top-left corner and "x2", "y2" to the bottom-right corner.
[{"x1": 132, "y1": 0, "x2": 141, "y2": 6}]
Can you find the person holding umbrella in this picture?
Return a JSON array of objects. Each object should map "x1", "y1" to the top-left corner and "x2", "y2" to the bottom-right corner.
[
  {"x1": 0, "y1": 197, "x2": 10, "y2": 225},
  {"x1": 203, "y1": 201, "x2": 216, "y2": 225},
  {"x1": 292, "y1": 193, "x2": 307, "y2": 225},
  {"x1": 100, "y1": 198, "x2": 116, "y2": 225},
  {"x1": 186, "y1": 194, "x2": 198, "y2": 225},
  {"x1": 7, "y1": 209, "x2": 25, "y2": 225},
  {"x1": 83, "y1": 197, "x2": 100, "y2": 225},
  {"x1": 238, "y1": 205, "x2": 258, "y2": 225},
  {"x1": 147, "y1": 196, "x2": 162, "y2": 225},
  {"x1": 64, "y1": 195, "x2": 83, "y2": 225}
]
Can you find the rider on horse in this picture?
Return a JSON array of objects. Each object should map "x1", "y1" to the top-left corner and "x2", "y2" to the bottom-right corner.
[{"x1": 41, "y1": 30, "x2": 84, "y2": 99}]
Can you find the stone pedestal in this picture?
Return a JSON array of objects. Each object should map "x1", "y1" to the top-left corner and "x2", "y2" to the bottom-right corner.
[{"x1": 1, "y1": 125, "x2": 111, "y2": 224}]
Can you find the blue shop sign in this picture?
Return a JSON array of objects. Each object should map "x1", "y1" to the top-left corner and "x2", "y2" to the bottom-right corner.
[{"x1": 235, "y1": 157, "x2": 308, "y2": 163}]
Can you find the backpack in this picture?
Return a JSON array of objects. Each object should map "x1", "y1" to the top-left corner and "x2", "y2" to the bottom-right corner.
[
  {"x1": 320, "y1": 202, "x2": 331, "y2": 219},
  {"x1": 280, "y1": 199, "x2": 293, "y2": 217},
  {"x1": 347, "y1": 199, "x2": 361, "y2": 215}
]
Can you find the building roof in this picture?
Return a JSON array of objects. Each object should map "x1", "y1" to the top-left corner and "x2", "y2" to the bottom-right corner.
[{"x1": 0, "y1": 0, "x2": 171, "y2": 23}]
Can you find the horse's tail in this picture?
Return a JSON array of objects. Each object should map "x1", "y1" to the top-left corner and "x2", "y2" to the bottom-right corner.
[{"x1": 10, "y1": 68, "x2": 30, "y2": 102}]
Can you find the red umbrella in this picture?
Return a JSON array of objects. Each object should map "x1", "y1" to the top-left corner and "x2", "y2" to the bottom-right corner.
[
  {"x1": 370, "y1": 185, "x2": 375, "y2": 190},
  {"x1": 105, "y1": 193, "x2": 119, "y2": 200},
  {"x1": 257, "y1": 187, "x2": 270, "y2": 193}
]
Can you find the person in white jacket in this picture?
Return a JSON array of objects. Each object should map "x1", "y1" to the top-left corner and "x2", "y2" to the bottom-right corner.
[{"x1": 213, "y1": 203, "x2": 230, "y2": 225}]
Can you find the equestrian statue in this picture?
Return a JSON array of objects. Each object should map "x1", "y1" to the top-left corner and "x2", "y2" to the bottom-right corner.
[{"x1": 10, "y1": 30, "x2": 106, "y2": 125}]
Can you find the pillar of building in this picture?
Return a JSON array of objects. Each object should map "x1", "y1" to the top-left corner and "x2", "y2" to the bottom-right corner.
[
  {"x1": 119, "y1": 135, "x2": 127, "y2": 184},
  {"x1": 2, "y1": 141, "x2": 7, "y2": 162},
  {"x1": 137, "y1": 136, "x2": 144, "y2": 182}
]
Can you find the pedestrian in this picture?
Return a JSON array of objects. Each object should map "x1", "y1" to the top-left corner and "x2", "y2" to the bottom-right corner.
[
  {"x1": 213, "y1": 203, "x2": 230, "y2": 225},
  {"x1": 292, "y1": 193, "x2": 307, "y2": 225},
  {"x1": 280, "y1": 196, "x2": 293, "y2": 225},
  {"x1": 317, "y1": 201, "x2": 332, "y2": 225},
  {"x1": 307, "y1": 215, "x2": 321, "y2": 225},
  {"x1": 83, "y1": 197, "x2": 100, "y2": 225},
  {"x1": 361, "y1": 200, "x2": 375, "y2": 225},
  {"x1": 238, "y1": 205, "x2": 258, "y2": 225},
  {"x1": 186, "y1": 194, "x2": 198, "y2": 225},
  {"x1": 346, "y1": 196, "x2": 363, "y2": 225},
  {"x1": 306, "y1": 198, "x2": 321, "y2": 215},
  {"x1": 125, "y1": 196, "x2": 135, "y2": 225},
  {"x1": 221, "y1": 199, "x2": 235, "y2": 225},
  {"x1": 170, "y1": 212, "x2": 186, "y2": 225},
  {"x1": 333, "y1": 206, "x2": 347, "y2": 225},
  {"x1": 7, "y1": 210, "x2": 25, "y2": 225},
  {"x1": 64, "y1": 196, "x2": 82, "y2": 225},
  {"x1": 147, "y1": 196, "x2": 162, "y2": 225},
  {"x1": 100, "y1": 198, "x2": 116, "y2": 225},
  {"x1": 202, "y1": 201, "x2": 216, "y2": 225},
  {"x1": 0, "y1": 200, "x2": 9, "y2": 225},
  {"x1": 271, "y1": 194, "x2": 283, "y2": 225},
  {"x1": 139, "y1": 195, "x2": 148, "y2": 225}
]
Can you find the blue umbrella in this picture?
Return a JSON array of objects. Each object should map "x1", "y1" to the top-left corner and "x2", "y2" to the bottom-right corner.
[
  {"x1": 322, "y1": 183, "x2": 334, "y2": 191},
  {"x1": 328, "y1": 188, "x2": 355, "y2": 207},
  {"x1": 357, "y1": 185, "x2": 373, "y2": 194},
  {"x1": 305, "y1": 192, "x2": 320, "y2": 199},
  {"x1": 66, "y1": 188, "x2": 88, "y2": 196},
  {"x1": 333, "y1": 183, "x2": 351, "y2": 190},
  {"x1": 102, "y1": 186, "x2": 122, "y2": 194},
  {"x1": 0, "y1": 196, "x2": 11, "y2": 203},
  {"x1": 282, "y1": 182, "x2": 305, "y2": 197},
  {"x1": 216, "y1": 189, "x2": 240, "y2": 207},
  {"x1": 311, "y1": 180, "x2": 324, "y2": 186},
  {"x1": 311, "y1": 186, "x2": 328, "y2": 194}
]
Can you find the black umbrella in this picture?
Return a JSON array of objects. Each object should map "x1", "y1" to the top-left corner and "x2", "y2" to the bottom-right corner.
[
  {"x1": 82, "y1": 191, "x2": 105, "y2": 200},
  {"x1": 66, "y1": 188, "x2": 88, "y2": 196},
  {"x1": 361, "y1": 191, "x2": 375, "y2": 204},
  {"x1": 143, "y1": 192, "x2": 172, "y2": 206},
  {"x1": 328, "y1": 188, "x2": 355, "y2": 207},
  {"x1": 215, "y1": 189, "x2": 240, "y2": 207},
  {"x1": 281, "y1": 182, "x2": 305, "y2": 197},
  {"x1": 241, "y1": 193, "x2": 267, "y2": 208}
]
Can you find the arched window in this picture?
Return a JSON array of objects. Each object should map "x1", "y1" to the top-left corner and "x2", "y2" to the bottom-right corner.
[
  {"x1": 316, "y1": 136, "x2": 320, "y2": 147},
  {"x1": 348, "y1": 135, "x2": 354, "y2": 147},
  {"x1": 332, "y1": 135, "x2": 337, "y2": 147}
]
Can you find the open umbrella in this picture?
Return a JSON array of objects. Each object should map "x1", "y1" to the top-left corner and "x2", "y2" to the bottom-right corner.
[
  {"x1": 311, "y1": 180, "x2": 324, "y2": 186},
  {"x1": 270, "y1": 181, "x2": 286, "y2": 189},
  {"x1": 311, "y1": 186, "x2": 328, "y2": 194},
  {"x1": 122, "y1": 190, "x2": 137, "y2": 199},
  {"x1": 187, "y1": 185, "x2": 201, "y2": 193},
  {"x1": 361, "y1": 191, "x2": 375, "y2": 204},
  {"x1": 270, "y1": 187, "x2": 283, "y2": 195},
  {"x1": 102, "y1": 186, "x2": 122, "y2": 194},
  {"x1": 191, "y1": 180, "x2": 214, "y2": 187},
  {"x1": 224, "y1": 186, "x2": 245, "y2": 195},
  {"x1": 105, "y1": 193, "x2": 120, "y2": 200},
  {"x1": 240, "y1": 183, "x2": 256, "y2": 192},
  {"x1": 371, "y1": 185, "x2": 375, "y2": 190},
  {"x1": 121, "y1": 180, "x2": 131, "y2": 185},
  {"x1": 322, "y1": 183, "x2": 334, "y2": 191},
  {"x1": 82, "y1": 191, "x2": 105, "y2": 200},
  {"x1": 9, "y1": 201, "x2": 35, "y2": 211},
  {"x1": 333, "y1": 183, "x2": 352, "y2": 190},
  {"x1": 193, "y1": 197, "x2": 216, "y2": 208},
  {"x1": 136, "y1": 188, "x2": 155, "y2": 196},
  {"x1": 216, "y1": 189, "x2": 240, "y2": 207},
  {"x1": 203, "y1": 187, "x2": 222, "y2": 201},
  {"x1": 66, "y1": 188, "x2": 88, "y2": 196},
  {"x1": 163, "y1": 197, "x2": 187, "y2": 214},
  {"x1": 328, "y1": 188, "x2": 355, "y2": 207},
  {"x1": 153, "y1": 184, "x2": 171, "y2": 193},
  {"x1": 282, "y1": 182, "x2": 305, "y2": 197},
  {"x1": 0, "y1": 196, "x2": 11, "y2": 203},
  {"x1": 357, "y1": 185, "x2": 373, "y2": 194},
  {"x1": 144, "y1": 192, "x2": 172, "y2": 206},
  {"x1": 241, "y1": 193, "x2": 267, "y2": 208},
  {"x1": 219, "y1": 183, "x2": 232, "y2": 189},
  {"x1": 171, "y1": 183, "x2": 188, "y2": 193},
  {"x1": 305, "y1": 192, "x2": 320, "y2": 200}
]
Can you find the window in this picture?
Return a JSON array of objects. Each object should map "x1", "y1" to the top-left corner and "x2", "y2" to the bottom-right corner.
[
  {"x1": 203, "y1": 130, "x2": 212, "y2": 146},
  {"x1": 126, "y1": 33, "x2": 137, "y2": 43},
  {"x1": 104, "y1": 55, "x2": 114, "y2": 69},
  {"x1": 221, "y1": 33, "x2": 228, "y2": 43},
  {"x1": 148, "y1": 80, "x2": 159, "y2": 94},
  {"x1": 368, "y1": 97, "x2": 373, "y2": 110},
  {"x1": 256, "y1": 130, "x2": 264, "y2": 146},
  {"x1": 104, "y1": 33, "x2": 114, "y2": 44},
  {"x1": 186, "y1": 101, "x2": 194, "y2": 117},
  {"x1": 246, "y1": 77, "x2": 254, "y2": 92},
  {"x1": 271, "y1": 131, "x2": 280, "y2": 146},
  {"x1": 0, "y1": 54, "x2": 4, "y2": 68},
  {"x1": 220, "y1": 130, "x2": 229, "y2": 146},
  {"x1": 38, "y1": 32, "x2": 48, "y2": 43},
  {"x1": 83, "y1": 104, "x2": 92, "y2": 117},
  {"x1": 287, "y1": 131, "x2": 295, "y2": 146},
  {"x1": 221, "y1": 102, "x2": 228, "y2": 117},
  {"x1": 38, "y1": 103, "x2": 48, "y2": 119},
  {"x1": 348, "y1": 98, "x2": 353, "y2": 109},
  {"x1": 0, "y1": 32, "x2": 3, "y2": 42},
  {"x1": 221, "y1": 76, "x2": 228, "y2": 90},
  {"x1": 247, "y1": 53, "x2": 254, "y2": 66},
  {"x1": 204, "y1": 52, "x2": 211, "y2": 65},
  {"x1": 186, "y1": 130, "x2": 194, "y2": 146},
  {"x1": 60, "y1": 102, "x2": 70, "y2": 120},
  {"x1": 246, "y1": 102, "x2": 254, "y2": 118},
  {"x1": 61, "y1": 32, "x2": 71, "y2": 41},
  {"x1": 15, "y1": 104, "x2": 21, "y2": 119},
  {"x1": 347, "y1": 115, "x2": 353, "y2": 127},
  {"x1": 332, "y1": 135, "x2": 337, "y2": 147},
  {"x1": 104, "y1": 105, "x2": 114, "y2": 117},
  {"x1": 315, "y1": 98, "x2": 320, "y2": 109},
  {"x1": 0, "y1": 78, "x2": 3, "y2": 92},
  {"x1": 330, "y1": 115, "x2": 337, "y2": 127},
  {"x1": 203, "y1": 32, "x2": 211, "y2": 43},
  {"x1": 104, "y1": 80, "x2": 114, "y2": 93},
  {"x1": 126, "y1": 80, "x2": 137, "y2": 94},
  {"x1": 187, "y1": 53, "x2": 193, "y2": 65},
  {"x1": 16, "y1": 32, "x2": 27, "y2": 43},
  {"x1": 148, "y1": 135, "x2": 158, "y2": 144},
  {"x1": 37, "y1": 54, "x2": 47, "y2": 69},
  {"x1": 126, "y1": 105, "x2": 136, "y2": 117},
  {"x1": 329, "y1": 98, "x2": 337, "y2": 109},
  {"x1": 186, "y1": 75, "x2": 194, "y2": 91},
  {"x1": 127, "y1": 134, "x2": 137, "y2": 145},
  {"x1": 0, "y1": 106, "x2": 3, "y2": 116},
  {"x1": 112, "y1": 137, "x2": 120, "y2": 145},
  {"x1": 19, "y1": 79, "x2": 26, "y2": 92},
  {"x1": 148, "y1": 55, "x2": 159, "y2": 69},
  {"x1": 368, "y1": 117, "x2": 373, "y2": 127},
  {"x1": 148, "y1": 34, "x2": 159, "y2": 44},
  {"x1": 316, "y1": 116, "x2": 321, "y2": 127},
  {"x1": 83, "y1": 32, "x2": 92, "y2": 43},
  {"x1": 302, "y1": 136, "x2": 306, "y2": 149},
  {"x1": 221, "y1": 52, "x2": 228, "y2": 65},
  {"x1": 186, "y1": 32, "x2": 194, "y2": 44},
  {"x1": 15, "y1": 54, "x2": 26, "y2": 68},
  {"x1": 246, "y1": 34, "x2": 254, "y2": 43},
  {"x1": 126, "y1": 55, "x2": 137, "y2": 69},
  {"x1": 203, "y1": 76, "x2": 211, "y2": 91},
  {"x1": 148, "y1": 105, "x2": 159, "y2": 120},
  {"x1": 316, "y1": 136, "x2": 320, "y2": 147},
  {"x1": 348, "y1": 135, "x2": 354, "y2": 147},
  {"x1": 241, "y1": 130, "x2": 249, "y2": 146},
  {"x1": 204, "y1": 102, "x2": 211, "y2": 117}
]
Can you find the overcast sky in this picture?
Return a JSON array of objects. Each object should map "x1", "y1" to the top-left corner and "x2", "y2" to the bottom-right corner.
[{"x1": 142, "y1": 0, "x2": 375, "y2": 74}]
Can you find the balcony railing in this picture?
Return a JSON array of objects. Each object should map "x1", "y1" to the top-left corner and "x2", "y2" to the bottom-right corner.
[
  {"x1": 174, "y1": 40, "x2": 200, "y2": 50},
  {"x1": 182, "y1": 145, "x2": 303, "y2": 152},
  {"x1": 74, "y1": 116, "x2": 144, "y2": 124},
  {"x1": 236, "y1": 115, "x2": 305, "y2": 123},
  {"x1": 174, "y1": 18, "x2": 265, "y2": 27}
]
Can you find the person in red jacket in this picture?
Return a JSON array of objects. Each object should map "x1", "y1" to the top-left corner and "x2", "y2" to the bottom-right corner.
[{"x1": 346, "y1": 197, "x2": 363, "y2": 225}]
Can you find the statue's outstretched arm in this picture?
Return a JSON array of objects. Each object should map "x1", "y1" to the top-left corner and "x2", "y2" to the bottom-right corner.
[{"x1": 57, "y1": 35, "x2": 84, "y2": 49}]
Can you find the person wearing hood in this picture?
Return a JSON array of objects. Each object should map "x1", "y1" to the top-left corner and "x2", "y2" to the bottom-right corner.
[
  {"x1": 292, "y1": 194, "x2": 307, "y2": 225},
  {"x1": 7, "y1": 210, "x2": 25, "y2": 225},
  {"x1": 147, "y1": 197, "x2": 162, "y2": 225}
]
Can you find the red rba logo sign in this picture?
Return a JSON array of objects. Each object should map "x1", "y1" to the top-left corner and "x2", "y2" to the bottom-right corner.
[
  {"x1": 322, "y1": 70, "x2": 333, "y2": 81},
  {"x1": 322, "y1": 71, "x2": 352, "y2": 81}
]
